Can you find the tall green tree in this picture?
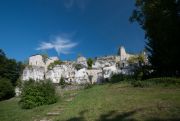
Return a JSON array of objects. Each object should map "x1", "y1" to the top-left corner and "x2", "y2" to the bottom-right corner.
[
  {"x1": 0, "y1": 49, "x2": 24, "y2": 85},
  {"x1": 130, "y1": 0, "x2": 180, "y2": 76}
]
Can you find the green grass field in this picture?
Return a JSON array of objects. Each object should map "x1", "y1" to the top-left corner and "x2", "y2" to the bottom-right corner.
[{"x1": 0, "y1": 83, "x2": 180, "y2": 121}]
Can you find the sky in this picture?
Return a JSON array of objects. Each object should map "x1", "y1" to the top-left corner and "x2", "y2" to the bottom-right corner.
[{"x1": 0, "y1": 0, "x2": 146, "y2": 61}]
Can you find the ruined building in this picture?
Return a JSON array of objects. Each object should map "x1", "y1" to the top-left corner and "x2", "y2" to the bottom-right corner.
[{"x1": 22, "y1": 46, "x2": 148, "y2": 84}]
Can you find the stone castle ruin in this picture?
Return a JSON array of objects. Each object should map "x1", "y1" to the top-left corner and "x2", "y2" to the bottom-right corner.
[{"x1": 22, "y1": 46, "x2": 148, "y2": 84}]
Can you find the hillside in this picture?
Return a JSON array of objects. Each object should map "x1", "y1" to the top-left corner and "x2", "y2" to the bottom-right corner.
[{"x1": 0, "y1": 83, "x2": 180, "y2": 121}]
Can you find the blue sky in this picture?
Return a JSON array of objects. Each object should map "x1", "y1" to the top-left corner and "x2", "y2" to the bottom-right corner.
[{"x1": 0, "y1": 0, "x2": 146, "y2": 61}]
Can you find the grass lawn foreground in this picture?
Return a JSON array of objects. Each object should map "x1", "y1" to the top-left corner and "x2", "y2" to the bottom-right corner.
[{"x1": 0, "y1": 83, "x2": 180, "y2": 121}]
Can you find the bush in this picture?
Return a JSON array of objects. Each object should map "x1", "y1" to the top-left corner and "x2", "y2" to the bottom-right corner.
[
  {"x1": 131, "y1": 77, "x2": 180, "y2": 88},
  {"x1": 87, "y1": 58, "x2": 93, "y2": 69},
  {"x1": 109, "y1": 74, "x2": 133, "y2": 83},
  {"x1": 16, "y1": 79, "x2": 22, "y2": 88},
  {"x1": 0, "y1": 78, "x2": 15, "y2": 101},
  {"x1": 132, "y1": 65, "x2": 153, "y2": 80},
  {"x1": 19, "y1": 79, "x2": 58, "y2": 109},
  {"x1": 144, "y1": 77, "x2": 180, "y2": 86},
  {"x1": 59, "y1": 77, "x2": 66, "y2": 88},
  {"x1": 48, "y1": 60, "x2": 62, "y2": 70},
  {"x1": 75, "y1": 63, "x2": 84, "y2": 70},
  {"x1": 84, "y1": 83, "x2": 94, "y2": 89},
  {"x1": 131, "y1": 80, "x2": 151, "y2": 88}
]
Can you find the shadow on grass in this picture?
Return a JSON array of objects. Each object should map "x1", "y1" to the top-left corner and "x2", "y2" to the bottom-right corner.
[
  {"x1": 95, "y1": 109, "x2": 139, "y2": 121},
  {"x1": 65, "y1": 108, "x2": 180, "y2": 121},
  {"x1": 145, "y1": 118, "x2": 180, "y2": 121},
  {"x1": 66, "y1": 109, "x2": 141, "y2": 121},
  {"x1": 66, "y1": 110, "x2": 88, "y2": 121}
]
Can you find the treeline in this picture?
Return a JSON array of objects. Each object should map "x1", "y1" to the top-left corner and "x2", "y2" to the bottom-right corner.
[{"x1": 0, "y1": 49, "x2": 24, "y2": 100}]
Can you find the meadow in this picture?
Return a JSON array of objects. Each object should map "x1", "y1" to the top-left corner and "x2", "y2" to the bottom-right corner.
[{"x1": 0, "y1": 82, "x2": 180, "y2": 121}]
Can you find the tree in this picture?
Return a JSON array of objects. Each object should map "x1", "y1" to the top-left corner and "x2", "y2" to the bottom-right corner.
[
  {"x1": 0, "y1": 49, "x2": 6, "y2": 77},
  {"x1": 0, "y1": 78, "x2": 15, "y2": 100},
  {"x1": 87, "y1": 58, "x2": 93, "y2": 69},
  {"x1": 0, "y1": 49, "x2": 23, "y2": 85},
  {"x1": 0, "y1": 49, "x2": 6, "y2": 59},
  {"x1": 130, "y1": 0, "x2": 180, "y2": 76}
]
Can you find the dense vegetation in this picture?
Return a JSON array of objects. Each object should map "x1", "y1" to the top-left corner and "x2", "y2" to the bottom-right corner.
[
  {"x1": 0, "y1": 78, "x2": 15, "y2": 101},
  {"x1": 0, "y1": 49, "x2": 24, "y2": 85},
  {"x1": 130, "y1": 0, "x2": 180, "y2": 77},
  {"x1": 0, "y1": 49, "x2": 24, "y2": 100},
  {"x1": 109, "y1": 74, "x2": 180, "y2": 88},
  {"x1": 19, "y1": 79, "x2": 58, "y2": 109}
]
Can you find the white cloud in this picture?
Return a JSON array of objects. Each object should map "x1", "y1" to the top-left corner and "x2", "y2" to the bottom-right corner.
[{"x1": 36, "y1": 36, "x2": 78, "y2": 55}]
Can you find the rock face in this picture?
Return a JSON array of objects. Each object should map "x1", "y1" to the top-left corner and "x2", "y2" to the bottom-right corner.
[
  {"x1": 77, "y1": 56, "x2": 87, "y2": 67},
  {"x1": 87, "y1": 69, "x2": 103, "y2": 84},
  {"x1": 46, "y1": 63, "x2": 76, "y2": 84},
  {"x1": 22, "y1": 46, "x2": 148, "y2": 84},
  {"x1": 22, "y1": 66, "x2": 45, "y2": 81},
  {"x1": 29, "y1": 55, "x2": 59, "y2": 71},
  {"x1": 46, "y1": 65, "x2": 63, "y2": 83},
  {"x1": 15, "y1": 87, "x2": 21, "y2": 96},
  {"x1": 74, "y1": 68, "x2": 89, "y2": 84},
  {"x1": 103, "y1": 65, "x2": 118, "y2": 79},
  {"x1": 29, "y1": 55, "x2": 45, "y2": 67}
]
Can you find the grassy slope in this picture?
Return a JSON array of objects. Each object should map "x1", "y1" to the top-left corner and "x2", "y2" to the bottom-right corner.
[
  {"x1": 0, "y1": 97, "x2": 63, "y2": 121},
  {"x1": 0, "y1": 83, "x2": 180, "y2": 121}
]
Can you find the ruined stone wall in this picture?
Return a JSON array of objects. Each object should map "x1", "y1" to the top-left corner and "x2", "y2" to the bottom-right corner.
[
  {"x1": 29, "y1": 55, "x2": 45, "y2": 67},
  {"x1": 22, "y1": 47, "x2": 147, "y2": 84}
]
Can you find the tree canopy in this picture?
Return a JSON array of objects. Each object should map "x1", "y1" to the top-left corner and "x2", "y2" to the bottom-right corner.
[
  {"x1": 0, "y1": 49, "x2": 24, "y2": 85},
  {"x1": 130, "y1": 0, "x2": 180, "y2": 76},
  {"x1": 87, "y1": 58, "x2": 93, "y2": 69}
]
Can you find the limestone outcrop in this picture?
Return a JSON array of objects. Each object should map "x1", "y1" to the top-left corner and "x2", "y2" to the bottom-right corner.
[
  {"x1": 22, "y1": 66, "x2": 45, "y2": 81},
  {"x1": 22, "y1": 46, "x2": 148, "y2": 84}
]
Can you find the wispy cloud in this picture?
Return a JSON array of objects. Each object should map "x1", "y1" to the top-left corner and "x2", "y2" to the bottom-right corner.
[
  {"x1": 36, "y1": 36, "x2": 78, "y2": 55},
  {"x1": 63, "y1": 0, "x2": 90, "y2": 10}
]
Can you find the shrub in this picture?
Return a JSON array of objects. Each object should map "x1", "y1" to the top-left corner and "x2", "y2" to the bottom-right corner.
[
  {"x1": 59, "y1": 77, "x2": 66, "y2": 88},
  {"x1": 48, "y1": 60, "x2": 62, "y2": 70},
  {"x1": 75, "y1": 64, "x2": 84, "y2": 70},
  {"x1": 19, "y1": 79, "x2": 58, "y2": 109},
  {"x1": 0, "y1": 78, "x2": 15, "y2": 101},
  {"x1": 131, "y1": 77, "x2": 180, "y2": 88},
  {"x1": 87, "y1": 58, "x2": 93, "y2": 69},
  {"x1": 132, "y1": 65, "x2": 152, "y2": 80},
  {"x1": 109, "y1": 74, "x2": 133, "y2": 83},
  {"x1": 84, "y1": 83, "x2": 94, "y2": 89},
  {"x1": 144, "y1": 77, "x2": 180, "y2": 86},
  {"x1": 131, "y1": 80, "x2": 151, "y2": 88},
  {"x1": 16, "y1": 79, "x2": 22, "y2": 88}
]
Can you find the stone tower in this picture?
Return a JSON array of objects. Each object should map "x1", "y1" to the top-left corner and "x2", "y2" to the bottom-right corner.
[{"x1": 118, "y1": 46, "x2": 127, "y2": 61}]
